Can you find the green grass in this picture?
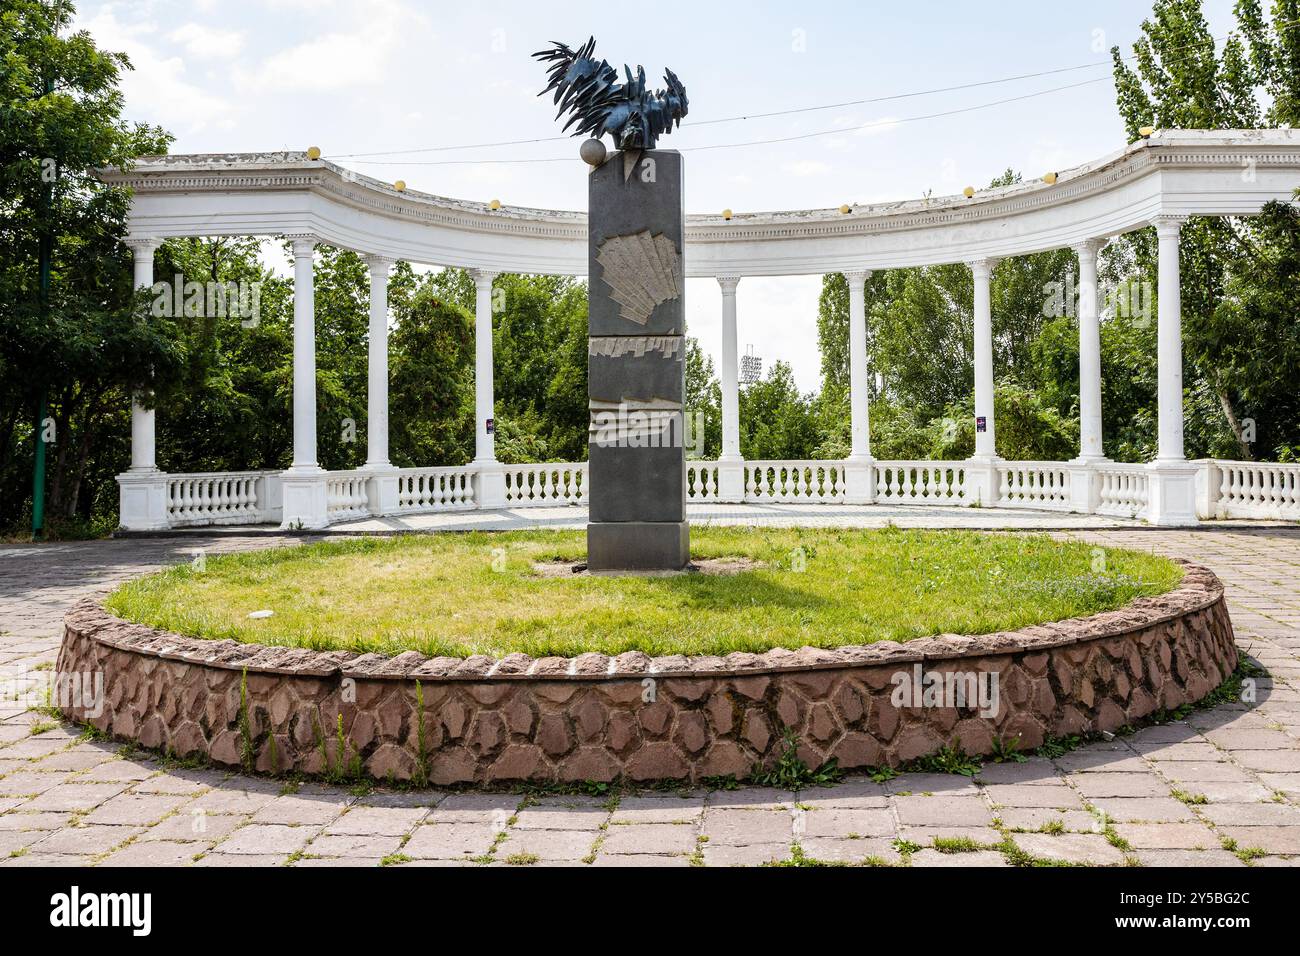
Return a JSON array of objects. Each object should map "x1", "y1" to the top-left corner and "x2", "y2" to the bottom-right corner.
[{"x1": 104, "y1": 527, "x2": 1183, "y2": 659}]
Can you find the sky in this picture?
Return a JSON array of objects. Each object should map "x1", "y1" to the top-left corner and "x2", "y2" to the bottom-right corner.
[{"x1": 75, "y1": 0, "x2": 1242, "y2": 391}]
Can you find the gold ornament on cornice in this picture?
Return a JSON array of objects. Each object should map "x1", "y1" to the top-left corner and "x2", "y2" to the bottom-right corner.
[
  {"x1": 1139, "y1": 126, "x2": 1155, "y2": 139},
  {"x1": 963, "y1": 186, "x2": 975, "y2": 198},
  {"x1": 305, "y1": 146, "x2": 321, "y2": 160},
  {"x1": 393, "y1": 180, "x2": 406, "y2": 192},
  {"x1": 722, "y1": 208, "x2": 732, "y2": 220},
  {"x1": 1042, "y1": 171, "x2": 1058, "y2": 185},
  {"x1": 489, "y1": 199, "x2": 502, "y2": 210}
]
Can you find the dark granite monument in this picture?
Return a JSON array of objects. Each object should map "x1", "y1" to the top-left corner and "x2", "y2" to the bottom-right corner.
[{"x1": 534, "y1": 38, "x2": 691, "y2": 571}]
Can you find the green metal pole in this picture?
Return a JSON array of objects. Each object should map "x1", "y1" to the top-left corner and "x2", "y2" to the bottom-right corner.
[{"x1": 32, "y1": 65, "x2": 54, "y2": 539}]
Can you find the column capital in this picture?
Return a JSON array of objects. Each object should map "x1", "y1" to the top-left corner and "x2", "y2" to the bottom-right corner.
[
  {"x1": 124, "y1": 236, "x2": 161, "y2": 257},
  {"x1": 287, "y1": 233, "x2": 319, "y2": 258},
  {"x1": 968, "y1": 257, "x2": 999, "y2": 278},
  {"x1": 469, "y1": 268, "x2": 497, "y2": 289},
  {"x1": 843, "y1": 269, "x2": 871, "y2": 285},
  {"x1": 1150, "y1": 215, "x2": 1185, "y2": 238},
  {"x1": 716, "y1": 275, "x2": 742, "y2": 294},
  {"x1": 1071, "y1": 238, "x2": 1105, "y2": 259},
  {"x1": 363, "y1": 254, "x2": 395, "y2": 276}
]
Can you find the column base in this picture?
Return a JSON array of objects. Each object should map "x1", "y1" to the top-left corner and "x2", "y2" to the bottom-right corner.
[
  {"x1": 841, "y1": 457, "x2": 876, "y2": 505},
  {"x1": 1146, "y1": 460, "x2": 1200, "y2": 526},
  {"x1": 279, "y1": 468, "x2": 329, "y2": 530},
  {"x1": 716, "y1": 457, "x2": 745, "y2": 502},
  {"x1": 588, "y1": 521, "x2": 690, "y2": 572},
  {"x1": 963, "y1": 456, "x2": 1003, "y2": 508},
  {"x1": 116, "y1": 471, "x2": 170, "y2": 531},
  {"x1": 1066, "y1": 457, "x2": 1107, "y2": 514},
  {"x1": 475, "y1": 461, "x2": 507, "y2": 509},
  {"x1": 364, "y1": 463, "x2": 399, "y2": 516}
]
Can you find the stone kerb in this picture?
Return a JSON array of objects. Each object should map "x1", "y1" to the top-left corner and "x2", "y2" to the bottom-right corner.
[{"x1": 56, "y1": 562, "x2": 1236, "y2": 784}]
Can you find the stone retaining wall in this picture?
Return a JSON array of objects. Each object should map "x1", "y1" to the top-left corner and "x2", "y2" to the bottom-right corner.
[{"x1": 56, "y1": 563, "x2": 1237, "y2": 784}]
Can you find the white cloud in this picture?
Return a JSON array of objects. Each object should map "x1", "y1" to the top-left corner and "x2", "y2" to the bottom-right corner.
[
  {"x1": 234, "y1": 0, "x2": 427, "y2": 93},
  {"x1": 168, "y1": 23, "x2": 245, "y2": 60},
  {"x1": 782, "y1": 160, "x2": 831, "y2": 177},
  {"x1": 76, "y1": 6, "x2": 237, "y2": 134}
]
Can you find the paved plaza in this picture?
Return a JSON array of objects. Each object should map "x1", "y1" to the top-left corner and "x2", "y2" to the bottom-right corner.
[{"x1": 1, "y1": 506, "x2": 1298, "y2": 867}]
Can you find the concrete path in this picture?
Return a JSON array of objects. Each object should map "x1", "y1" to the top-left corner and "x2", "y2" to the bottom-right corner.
[{"x1": 1, "y1": 510, "x2": 1297, "y2": 867}]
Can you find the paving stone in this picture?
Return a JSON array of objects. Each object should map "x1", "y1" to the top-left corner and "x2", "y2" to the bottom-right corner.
[
  {"x1": 513, "y1": 807, "x2": 608, "y2": 831},
  {"x1": 609, "y1": 795, "x2": 706, "y2": 823},
  {"x1": 1216, "y1": 825, "x2": 1300, "y2": 854},
  {"x1": 893, "y1": 794, "x2": 992, "y2": 827},
  {"x1": 324, "y1": 806, "x2": 427, "y2": 836},
  {"x1": 996, "y1": 808, "x2": 1099, "y2": 832},
  {"x1": 143, "y1": 811, "x2": 245, "y2": 843},
  {"x1": 1071, "y1": 773, "x2": 1173, "y2": 798},
  {"x1": 1135, "y1": 848, "x2": 1244, "y2": 867},
  {"x1": 1112, "y1": 822, "x2": 1220, "y2": 850},
  {"x1": 85, "y1": 793, "x2": 191, "y2": 826},
  {"x1": 1198, "y1": 802, "x2": 1300, "y2": 827},
  {"x1": 425, "y1": 793, "x2": 519, "y2": 823},
  {"x1": 705, "y1": 787, "x2": 795, "y2": 809},
  {"x1": 497, "y1": 828, "x2": 595, "y2": 861},
  {"x1": 797, "y1": 807, "x2": 896, "y2": 838},
  {"x1": 798, "y1": 837, "x2": 901, "y2": 864},
  {"x1": 1012, "y1": 832, "x2": 1128, "y2": 865},
  {"x1": 700, "y1": 842, "x2": 788, "y2": 866},
  {"x1": 973, "y1": 758, "x2": 1060, "y2": 785},
  {"x1": 32, "y1": 824, "x2": 145, "y2": 856},
  {"x1": 601, "y1": 823, "x2": 697, "y2": 855},
  {"x1": 0, "y1": 772, "x2": 64, "y2": 796},
  {"x1": 591, "y1": 852, "x2": 691, "y2": 867},
  {"x1": 1087, "y1": 796, "x2": 1195, "y2": 823},
  {"x1": 702, "y1": 808, "x2": 793, "y2": 845},
  {"x1": 188, "y1": 787, "x2": 279, "y2": 815},
  {"x1": 100, "y1": 841, "x2": 206, "y2": 866},
  {"x1": 983, "y1": 784, "x2": 1083, "y2": 809},
  {"x1": 294, "y1": 856, "x2": 383, "y2": 867},
  {"x1": 251, "y1": 794, "x2": 347, "y2": 825},
  {"x1": 910, "y1": 849, "x2": 1007, "y2": 867},
  {"x1": 900, "y1": 826, "x2": 1003, "y2": 847},
  {"x1": 214, "y1": 823, "x2": 317, "y2": 855},
  {"x1": 22, "y1": 782, "x2": 126, "y2": 812},
  {"x1": 305, "y1": 833, "x2": 404, "y2": 858},
  {"x1": 403, "y1": 823, "x2": 500, "y2": 859},
  {"x1": 192, "y1": 852, "x2": 287, "y2": 867}
]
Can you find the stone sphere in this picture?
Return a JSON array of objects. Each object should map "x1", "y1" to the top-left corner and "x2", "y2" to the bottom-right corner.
[{"x1": 579, "y1": 138, "x2": 607, "y2": 167}]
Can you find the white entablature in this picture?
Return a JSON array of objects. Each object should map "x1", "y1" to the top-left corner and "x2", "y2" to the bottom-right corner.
[{"x1": 103, "y1": 129, "x2": 1300, "y2": 277}]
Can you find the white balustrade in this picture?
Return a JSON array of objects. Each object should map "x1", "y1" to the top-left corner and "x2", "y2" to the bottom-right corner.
[
  {"x1": 1096, "y1": 464, "x2": 1150, "y2": 519},
  {"x1": 325, "y1": 470, "x2": 371, "y2": 520},
  {"x1": 1214, "y1": 460, "x2": 1300, "y2": 520},
  {"x1": 744, "y1": 461, "x2": 844, "y2": 503},
  {"x1": 396, "y1": 466, "x2": 477, "y2": 513},
  {"x1": 874, "y1": 461, "x2": 967, "y2": 504},
  {"x1": 997, "y1": 462, "x2": 1071, "y2": 510},
  {"x1": 503, "y1": 462, "x2": 587, "y2": 506},
  {"x1": 165, "y1": 471, "x2": 280, "y2": 527},
  {"x1": 685, "y1": 462, "x2": 720, "y2": 500}
]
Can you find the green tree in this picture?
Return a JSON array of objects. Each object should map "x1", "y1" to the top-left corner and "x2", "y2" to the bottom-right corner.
[{"x1": 0, "y1": 0, "x2": 174, "y2": 529}]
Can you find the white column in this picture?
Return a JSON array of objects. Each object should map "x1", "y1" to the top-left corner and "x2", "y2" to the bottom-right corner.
[
  {"x1": 289, "y1": 237, "x2": 320, "y2": 471},
  {"x1": 846, "y1": 269, "x2": 872, "y2": 460},
  {"x1": 363, "y1": 255, "x2": 398, "y2": 517},
  {"x1": 117, "y1": 237, "x2": 169, "y2": 531},
  {"x1": 364, "y1": 256, "x2": 393, "y2": 469},
  {"x1": 1068, "y1": 240, "x2": 1106, "y2": 514},
  {"x1": 126, "y1": 238, "x2": 160, "y2": 472},
  {"x1": 280, "y1": 235, "x2": 329, "y2": 529},
  {"x1": 1147, "y1": 215, "x2": 1198, "y2": 525},
  {"x1": 1154, "y1": 218, "x2": 1185, "y2": 463},
  {"x1": 716, "y1": 276, "x2": 744, "y2": 502},
  {"x1": 964, "y1": 257, "x2": 1001, "y2": 508},
  {"x1": 970, "y1": 258, "x2": 998, "y2": 459},
  {"x1": 1074, "y1": 240, "x2": 1106, "y2": 461},
  {"x1": 842, "y1": 269, "x2": 875, "y2": 504},
  {"x1": 471, "y1": 269, "x2": 506, "y2": 508},
  {"x1": 718, "y1": 276, "x2": 741, "y2": 461}
]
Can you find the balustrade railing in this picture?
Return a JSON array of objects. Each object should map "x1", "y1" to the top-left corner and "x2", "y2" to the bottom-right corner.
[
  {"x1": 503, "y1": 462, "x2": 587, "y2": 506},
  {"x1": 875, "y1": 461, "x2": 967, "y2": 504},
  {"x1": 744, "y1": 461, "x2": 844, "y2": 502},
  {"x1": 165, "y1": 471, "x2": 280, "y2": 527},
  {"x1": 396, "y1": 466, "x2": 477, "y2": 513},
  {"x1": 1212, "y1": 460, "x2": 1300, "y2": 520},
  {"x1": 997, "y1": 462, "x2": 1071, "y2": 510}
]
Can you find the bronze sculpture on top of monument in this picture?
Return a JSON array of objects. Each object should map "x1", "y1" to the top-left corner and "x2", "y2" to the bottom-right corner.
[{"x1": 533, "y1": 38, "x2": 692, "y2": 572}]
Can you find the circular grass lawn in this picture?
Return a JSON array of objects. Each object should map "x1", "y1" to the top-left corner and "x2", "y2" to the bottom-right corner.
[{"x1": 106, "y1": 527, "x2": 1183, "y2": 660}]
